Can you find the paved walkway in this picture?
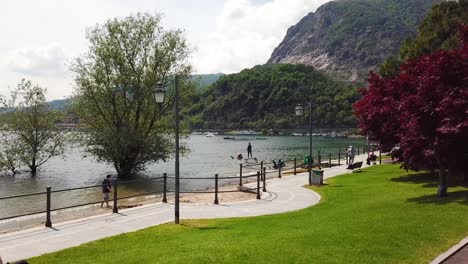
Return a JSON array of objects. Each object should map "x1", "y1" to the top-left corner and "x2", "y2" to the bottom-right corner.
[{"x1": 0, "y1": 154, "x2": 372, "y2": 262}]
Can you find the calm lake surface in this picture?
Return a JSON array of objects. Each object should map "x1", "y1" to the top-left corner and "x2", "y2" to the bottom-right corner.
[{"x1": 0, "y1": 135, "x2": 365, "y2": 218}]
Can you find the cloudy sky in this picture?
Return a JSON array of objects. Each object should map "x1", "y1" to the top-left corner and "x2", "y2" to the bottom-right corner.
[{"x1": 0, "y1": 0, "x2": 330, "y2": 99}]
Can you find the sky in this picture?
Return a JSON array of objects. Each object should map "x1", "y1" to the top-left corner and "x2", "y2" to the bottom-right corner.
[{"x1": 0, "y1": 0, "x2": 330, "y2": 100}]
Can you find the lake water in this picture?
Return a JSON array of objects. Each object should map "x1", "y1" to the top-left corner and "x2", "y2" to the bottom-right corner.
[{"x1": 0, "y1": 135, "x2": 365, "y2": 219}]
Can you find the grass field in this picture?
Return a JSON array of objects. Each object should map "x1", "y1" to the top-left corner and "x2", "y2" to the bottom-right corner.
[{"x1": 30, "y1": 165, "x2": 468, "y2": 264}]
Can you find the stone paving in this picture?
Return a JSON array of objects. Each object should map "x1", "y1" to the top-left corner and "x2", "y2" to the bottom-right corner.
[{"x1": 0, "y1": 154, "x2": 372, "y2": 262}]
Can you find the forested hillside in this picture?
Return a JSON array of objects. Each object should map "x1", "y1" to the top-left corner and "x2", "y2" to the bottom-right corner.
[{"x1": 184, "y1": 64, "x2": 359, "y2": 129}]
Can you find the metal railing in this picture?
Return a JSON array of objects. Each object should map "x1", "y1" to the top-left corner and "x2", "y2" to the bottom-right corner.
[{"x1": 0, "y1": 144, "x2": 381, "y2": 228}]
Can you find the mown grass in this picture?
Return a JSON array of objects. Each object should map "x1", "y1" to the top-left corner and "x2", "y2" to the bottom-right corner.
[{"x1": 30, "y1": 165, "x2": 468, "y2": 264}]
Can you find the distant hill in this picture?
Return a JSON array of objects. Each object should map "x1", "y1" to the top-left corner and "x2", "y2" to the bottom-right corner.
[
  {"x1": 191, "y1": 73, "x2": 224, "y2": 90},
  {"x1": 49, "y1": 99, "x2": 71, "y2": 110},
  {"x1": 268, "y1": 0, "x2": 440, "y2": 82},
  {"x1": 185, "y1": 64, "x2": 360, "y2": 130}
]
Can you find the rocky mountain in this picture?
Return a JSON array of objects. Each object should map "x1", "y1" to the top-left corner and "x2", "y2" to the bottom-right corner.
[{"x1": 268, "y1": 0, "x2": 440, "y2": 82}]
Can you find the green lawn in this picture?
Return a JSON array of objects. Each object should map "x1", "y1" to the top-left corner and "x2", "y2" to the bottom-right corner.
[{"x1": 30, "y1": 165, "x2": 468, "y2": 264}]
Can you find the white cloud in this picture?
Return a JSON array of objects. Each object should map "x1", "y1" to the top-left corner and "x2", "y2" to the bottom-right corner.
[
  {"x1": 8, "y1": 43, "x2": 69, "y2": 77},
  {"x1": 193, "y1": 0, "x2": 330, "y2": 74}
]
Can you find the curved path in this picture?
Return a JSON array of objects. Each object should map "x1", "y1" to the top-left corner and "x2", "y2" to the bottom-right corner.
[{"x1": 0, "y1": 154, "x2": 372, "y2": 262}]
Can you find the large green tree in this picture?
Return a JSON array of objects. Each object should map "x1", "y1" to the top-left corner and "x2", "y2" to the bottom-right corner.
[
  {"x1": 0, "y1": 79, "x2": 65, "y2": 176},
  {"x1": 72, "y1": 13, "x2": 191, "y2": 178}
]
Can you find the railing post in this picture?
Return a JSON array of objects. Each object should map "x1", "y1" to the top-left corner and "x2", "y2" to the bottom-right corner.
[
  {"x1": 112, "y1": 179, "x2": 118, "y2": 213},
  {"x1": 278, "y1": 160, "x2": 282, "y2": 179},
  {"x1": 163, "y1": 173, "x2": 167, "y2": 203},
  {"x1": 214, "y1": 174, "x2": 219, "y2": 204},
  {"x1": 45, "y1": 186, "x2": 52, "y2": 228},
  {"x1": 379, "y1": 145, "x2": 382, "y2": 165},
  {"x1": 262, "y1": 167, "x2": 266, "y2": 192},
  {"x1": 338, "y1": 150, "x2": 341, "y2": 166},
  {"x1": 318, "y1": 151, "x2": 321, "y2": 169},
  {"x1": 294, "y1": 157, "x2": 297, "y2": 175},
  {"x1": 260, "y1": 161, "x2": 263, "y2": 176},
  {"x1": 329, "y1": 153, "x2": 332, "y2": 168},
  {"x1": 346, "y1": 151, "x2": 349, "y2": 165},
  {"x1": 256, "y1": 171, "x2": 261, "y2": 200},
  {"x1": 239, "y1": 164, "x2": 243, "y2": 187}
]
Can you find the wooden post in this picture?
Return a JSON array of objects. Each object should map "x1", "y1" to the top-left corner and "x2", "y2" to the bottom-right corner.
[
  {"x1": 45, "y1": 186, "x2": 52, "y2": 228},
  {"x1": 294, "y1": 157, "x2": 297, "y2": 175},
  {"x1": 262, "y1": 167, "x2": 266, "y2": 192},
  {"x1": 112, "y1": 179, "x2": 118, "y2": 213},
  {"x1": 162, "y1": 173, "x2": 167, "y2": 203},
  {"x1": 357, "y1": 146, "x2": 360, "y2": 155},
  {"x1": 214, "y1": 174, "x2": 219, "y2": 204},
  {"x1": 329, "y1": 153, "x2": 332, "y2": 168},
  {"x1": 256, "y1": 171, "x2": 261, "y2": 200},
  {"x1": 239, "y1": 164, "x2": 243, "y2": 187}
]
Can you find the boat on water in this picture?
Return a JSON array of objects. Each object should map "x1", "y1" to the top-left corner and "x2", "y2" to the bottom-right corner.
[
  {"x1": 255, "y1": 137, "x2": 268, "y2": 140},
  {"x1": 205, "y1": 132, "x2": 216, "y2": 137},
  {"x1": 223, "y1": 136, "x2": 236, "y2": 140}
]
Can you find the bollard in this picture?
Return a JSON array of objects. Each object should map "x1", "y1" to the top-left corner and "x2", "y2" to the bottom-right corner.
[
  {"x1": 338, "y1": 150, "x2": 341, "y2": 166},
  {"x1": 163, "y1": 173, "x2": 168, "y2": 203},
  {"x1": 262, "y1": 167, "x2": 266, "y2": 192},
  {"x1": 329, "y1": 153, "x2": 332, "y2": 168},
  {"x1": 318, "y1": 154, "x2": 321, "y2": 169},
  {"x1": 239, "y1": 164, "x2": 243, "y2": 187},
  {"x1": 294, "y1": 157, "x2": 297, "y2": 175},
  {"x1": 45, "y1": 186, "x2": 52, "y2": 228},
  {"x1": 256, "y1": 171, "x2": 261, "y2": 200},
  {"x1": 278, "y1": 161, "x2": 282, "y2": 179},
  {"x1": 113, "y1": 179, "x2": 118, "y2": 213},
  {"x1": 214, "y1": 174, "x2": 219, "y2": 204},
  {"x1": 260, "y1": 161, "x2": 263, "y2": 176}
]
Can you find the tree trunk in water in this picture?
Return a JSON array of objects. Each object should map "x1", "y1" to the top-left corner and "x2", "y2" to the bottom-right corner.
[
  {"x1": 116, "y1": 158, "x2": 136, "y2": 179},
  {"x1": 31, "y1": 158, "x2": 37, "y2": 177},
  {"x1": 437, "y1": 165, "x2": 448, "y2": 197}
]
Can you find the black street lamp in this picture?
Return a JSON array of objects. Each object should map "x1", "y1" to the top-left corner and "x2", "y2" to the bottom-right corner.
[
  {"x1": 295, "y1": 100, "x2": 313, "y2": 186},
  {"x1": 153, "y1": 76, "x2": 180, "y2": 224}
]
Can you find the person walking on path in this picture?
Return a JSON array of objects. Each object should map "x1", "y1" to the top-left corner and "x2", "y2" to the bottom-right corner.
[
  {"x1": 100, "y1": 174, "x2": 112, "y2": 208},
  {"x1": 247, "y1": 143, "x2": 253, "y2": 158},
  {"x1": 347, "y1": 146, "x2": 355, "y2": 164}
]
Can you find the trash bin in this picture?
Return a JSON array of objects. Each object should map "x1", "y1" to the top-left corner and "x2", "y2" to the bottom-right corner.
[{"x1": 312, "y1": 169, "x2": 324, "y2": 185}]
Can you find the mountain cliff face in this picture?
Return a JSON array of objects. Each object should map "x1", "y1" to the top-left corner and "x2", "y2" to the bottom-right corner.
[{"x1": 268, "y1": 0, "x2": 440, "y2": 82}]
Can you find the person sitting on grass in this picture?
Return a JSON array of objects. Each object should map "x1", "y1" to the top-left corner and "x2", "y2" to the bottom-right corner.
[{"x1": 100, "y1": 174, "x2": 112, "y2": 208}]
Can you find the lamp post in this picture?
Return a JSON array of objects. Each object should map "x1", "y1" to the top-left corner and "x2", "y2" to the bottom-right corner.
[
  {"x1": 295, "y1": 100, "x2": 313, "y2": 186},
  {"x1": 153, "y1": 75, "x2": 180, "y2": 224}
]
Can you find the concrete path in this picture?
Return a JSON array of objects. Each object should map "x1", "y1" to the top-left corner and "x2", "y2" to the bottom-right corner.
[{"x1": 0, "y1": 154, "x2": 372, "y2": 262}]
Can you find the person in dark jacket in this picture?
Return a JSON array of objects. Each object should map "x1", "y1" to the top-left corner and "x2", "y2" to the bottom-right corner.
[{"x1": 100, "y1": 174, "x2": 112, "y2": 208}]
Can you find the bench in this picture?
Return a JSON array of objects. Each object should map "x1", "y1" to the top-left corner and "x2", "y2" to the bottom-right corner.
[{"x1": 347, "y1": 161, "x2": 363, "y2": 172}]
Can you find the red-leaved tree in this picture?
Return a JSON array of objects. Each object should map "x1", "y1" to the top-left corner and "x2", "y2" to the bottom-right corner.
[{"x1": 354, "y1": 26, "x2": 468, "y2": 197}]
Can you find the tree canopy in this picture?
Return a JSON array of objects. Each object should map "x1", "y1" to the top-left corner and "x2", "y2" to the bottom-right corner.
[
  {"x1": 72, "y1": 13, "x2": 191, "y2": 178},
  {"x1": 355, "y1": 26, "x2": 468, "y2": 196}
]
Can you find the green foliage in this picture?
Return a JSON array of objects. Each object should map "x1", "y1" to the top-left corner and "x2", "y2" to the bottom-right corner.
[
  {"x1": 379, "y1": 0, "x2": 468, "y2": 76},
  {"x1": 72, "y1": 13, "x2": 192, "y2": 178},
  {"x1": 188, "y1": 64, "x2": 359, "y2": 129},
  {"x1": 0, "y1": 79, "x2": 65, "y2": 176},
  {"x1": 31, "y1": 165, "x2": 468, "y2": 263}
]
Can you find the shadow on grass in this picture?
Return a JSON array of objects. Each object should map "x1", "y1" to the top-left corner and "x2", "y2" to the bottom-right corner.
[
  {"x1": 391, "y1": 172, "x2": 467, "y2": 188},
  {"x1": 180, "y1": 223, "x2": 231, "y2": 231},
  {"x1": 407, "y1": 190, "x2": 468, "y2": 205},
  {"x1": 391, "y1": 172, "x2": 439, "y2": 188}
]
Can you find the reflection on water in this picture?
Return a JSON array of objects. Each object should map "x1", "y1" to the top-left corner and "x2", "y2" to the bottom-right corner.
[{"x1": 0, "y1": 135, "x2": 364, "y2": 218}]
